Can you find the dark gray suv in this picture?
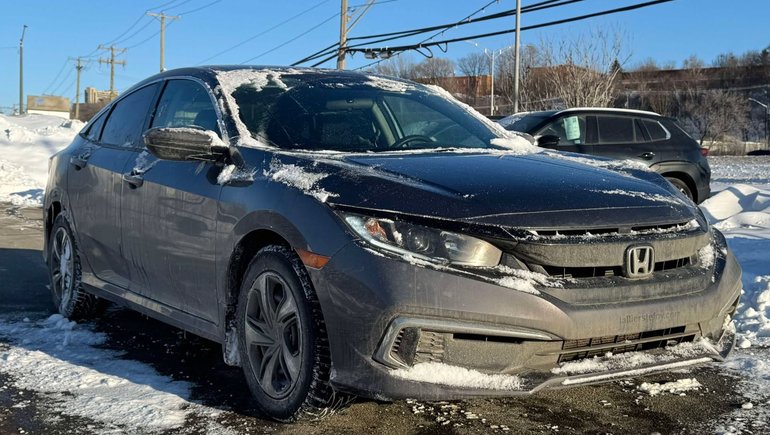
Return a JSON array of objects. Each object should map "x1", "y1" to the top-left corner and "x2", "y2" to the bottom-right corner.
[
  {"x1": 44, "y1": 67, "x2": 740, "y2": 421},
  {"x1": 499, "y1": 109, "x2": 711, "y2": 203}
]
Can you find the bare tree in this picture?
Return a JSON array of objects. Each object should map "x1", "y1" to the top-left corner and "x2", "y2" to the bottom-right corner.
[
  {"x1": 681, "y1": 90, "x2": 749, "y2": 146},
  {"x1": 457, "y1": 52, "x2": 489, "y2": 105},
  {"x1": 372, "y1": 55, "x2": 417, "y2": 80},
  {"x1": 413, "y1": 57, "x2": 455, "y2": 84},
  {"x1": 541, "y1": 29, "x2": 628, "y2": 108}
]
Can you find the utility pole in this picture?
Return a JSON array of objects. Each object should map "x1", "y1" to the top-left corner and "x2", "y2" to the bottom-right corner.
[
  {"x1": 337, "y1": 0, "x2": 375, "y2": 69},
  {"x1": 98, "y1": 45, "x2": 126, "y2": 99},
  {"x1": 19, "y1": 25, "x2": 28, "y2": 115},
  {"x1": 337, "y1": 0, "x2": 349, "y2": 69},
  {"x1": 69, "y1": 57, "x2": 86, "y2": 120},
  {"x1": 147, "y1": 12, "x2": 180, "y2": 72},
  {"x1": 513, "y1": 0, "x2": 521, "y2": 113}
]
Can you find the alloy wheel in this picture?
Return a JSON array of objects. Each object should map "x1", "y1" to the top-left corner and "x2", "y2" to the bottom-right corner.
[
  {"x1": 244, "y1": 271, "x2": 303, "y2": 399},
  {"x1": 51, "y1": 227, "x2": 74, "y2": 312}
]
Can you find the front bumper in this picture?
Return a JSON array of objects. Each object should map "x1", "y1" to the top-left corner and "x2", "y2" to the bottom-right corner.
[{"x1": 307, "y1": 233, "x2": 741, "y2": 400}]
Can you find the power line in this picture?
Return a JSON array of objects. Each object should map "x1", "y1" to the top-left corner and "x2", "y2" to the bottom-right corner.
[
  {"x1": 240, "y1": 12, "x2": 340, "y2": 64},
  {"x1": 50, "y1": 66, "x2": 74, "y2": 96},
  {"x1": 42, "y1": 59, "x2": 69, "y2": 94},
  {"x1": 297, "y1": 0, "x2": 586, "y2": 66},
  {"x1": 175, "y1": 0, "x2": 222, "y2": 15},
  {"x1": 352, "y1": 0, "x2": 677, "y2": 70},
  {"x1": 198, "y1": 0, "x2": 330, "y2": 64},
  {"x1": 301, "y1": 0, "x2": 505, "y2": 67}
]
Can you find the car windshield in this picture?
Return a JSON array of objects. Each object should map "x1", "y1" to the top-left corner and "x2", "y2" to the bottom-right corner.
[
  {"x1": 504, "y1": 113, "x2": 552, "y2": 133},
  {"x1": 229, "y1": 75, "x2": 500, "y2": 152}
]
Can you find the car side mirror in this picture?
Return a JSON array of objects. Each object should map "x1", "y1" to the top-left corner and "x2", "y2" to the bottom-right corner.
[
  {"x1": 537, "y1": 134, "x2": 560, "y2": 148},
  {"x1": 143, "y1": 127, "x2": 228, "y2": 162}
]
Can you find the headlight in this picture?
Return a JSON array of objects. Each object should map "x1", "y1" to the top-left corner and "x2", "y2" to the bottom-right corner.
[{"x1": 341, "y1": 212, "x2": 502, "y2": 267}]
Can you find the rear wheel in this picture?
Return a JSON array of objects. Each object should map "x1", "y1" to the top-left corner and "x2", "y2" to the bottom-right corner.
[
  {"x1": 235, "y1": 245, "x2": 346, "y2": 421},
  {"x1": 48, "y1": 213, "x2": 103, "y2": 319},
  {"x1": 665, "y1": 177, "x2": 694, "y2": 202}
]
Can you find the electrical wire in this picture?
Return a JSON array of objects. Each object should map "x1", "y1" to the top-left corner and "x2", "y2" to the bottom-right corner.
[
  {"x1": 198, "y1": 0, "x2": 330, "y2": 64},
  {"x1": 352, "y1": 0, "x2": 676, "y2": 70},
  {"x1": 42, "y1": 59, "x2": 70, "y2": 95},
  {"x1": 296, "y1": 0, "x2": 586, "y2": 66},
  {"x1": 50, "y1": 66, "x2": 74, "y2": 96},
  {"x1": 240, "y1": 12, "x2": 340, "y2": 64},
  {"x1": 176, "y1": 0, "x2": 222, "y2": 15}
]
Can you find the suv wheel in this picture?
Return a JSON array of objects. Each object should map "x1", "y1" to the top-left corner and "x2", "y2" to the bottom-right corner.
[
  {"x1": 665, "y1": 177, "x2": 694, "y2": 202},
  {"x1": 236, "y1": 245, "x2": 347, "y2": 421},
  {"x1": 48, "y1": 213, "x2": 103, "y2": 319}
]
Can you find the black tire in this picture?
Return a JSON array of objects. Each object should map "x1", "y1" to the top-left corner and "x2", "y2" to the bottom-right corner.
[
  {"x1": 236, "y1": 245, "x2": 347, "y2": 421},
  {"x1": 48, "y1": 213, "x2": 103, "y2": 319},
  {"x1": 666, "y1": 177, "x2": 694, "y2": 202}
]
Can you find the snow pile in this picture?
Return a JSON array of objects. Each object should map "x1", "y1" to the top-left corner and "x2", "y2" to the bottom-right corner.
[
  {"x1": 264, "y1": 160, "x2": 337, "y2": 202},
  {"x1": 0, "y1": 114, "x2": 83, "y2": 206},
  {"x1": 638, "y1": 378, "x2": 702, "y2": 396},
  {"x1": 698, "y1": 170, "x2": 770, "y2": 433},
  {"x1": 0, "y1": 313, "x2": 223, "y2": 432},
  {"x1": 391, "y1": 362, "x2": 523, "y2": 390}
]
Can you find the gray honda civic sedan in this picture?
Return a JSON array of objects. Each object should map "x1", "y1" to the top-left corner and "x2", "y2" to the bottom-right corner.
[{"x1": 44, "y1": 66, "x2": 741, "y2": 421}]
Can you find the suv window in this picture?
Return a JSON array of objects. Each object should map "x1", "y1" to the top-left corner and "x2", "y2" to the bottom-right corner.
[
  {"x1": 101, "y1": 84, "x2": 159, "y2": 147},
  {"x1": 83, "y1": 110, "x2": 108, "y2": 142},
  {"x1": 151, "y1": 80, "x2": 220, "y2": 134},
  {"x1": 596, "y1": 115, "x2": 638, "y2": 144},
  {"x1": 642, "y1": 119, "x2": 668, "y2": 141},
  {"x1": 539, "y1": 115, "x2": 587, "y2": 145}
]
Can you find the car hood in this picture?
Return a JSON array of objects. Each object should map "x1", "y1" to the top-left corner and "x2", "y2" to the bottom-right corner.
[{"x1": 270, "y1": 150, "x2": 698, "y2": 230}]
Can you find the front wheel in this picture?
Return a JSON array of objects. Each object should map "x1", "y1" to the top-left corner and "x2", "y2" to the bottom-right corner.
[
  {"x1": 235, "y1": 245, "x2": 347, "y2": 421},
  {"x1": 665, "y1": 177, "x2": 694, "y2": 202},
  {"x1": 48, "y1": 213, "x2": 103, "y2": 319}
]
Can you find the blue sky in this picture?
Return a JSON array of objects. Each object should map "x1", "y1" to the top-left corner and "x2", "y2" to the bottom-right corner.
[{"x1": 1, "y1": 0, "x2": 768, "y2": 111}]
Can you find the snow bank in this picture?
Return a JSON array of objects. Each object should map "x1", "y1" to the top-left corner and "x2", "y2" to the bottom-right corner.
[
  {"x1": 0, "y1": 114, "x2": 82, "y2": 207},
  {"x1": 391, "y1": 362, "x2": 523, "y2": 390},
  {"x1": 0, "y1": 313, "x2": 223, "y2": 432}
]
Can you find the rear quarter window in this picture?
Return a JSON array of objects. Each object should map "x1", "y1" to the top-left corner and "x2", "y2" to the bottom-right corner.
[{"x1": 641, "y1": 119, "x2": 669, "y2": 141}]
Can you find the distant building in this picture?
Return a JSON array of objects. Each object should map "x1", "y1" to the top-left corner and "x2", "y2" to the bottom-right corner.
[
  {"x1": 73, "y1": 87, "x2": 118, "y2": 122},
  {"x1": 27, "y1": 95, "x2": 71, "y2": 119}
]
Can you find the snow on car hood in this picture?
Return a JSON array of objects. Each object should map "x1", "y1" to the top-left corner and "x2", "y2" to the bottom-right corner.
[{"x1": 272, "y1": 149, "x2": 698, "y2": 230}]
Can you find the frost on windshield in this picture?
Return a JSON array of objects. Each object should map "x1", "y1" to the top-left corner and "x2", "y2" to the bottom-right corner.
[{"x1": 215, "y1": 68, "x2": 301, "y2": 149}]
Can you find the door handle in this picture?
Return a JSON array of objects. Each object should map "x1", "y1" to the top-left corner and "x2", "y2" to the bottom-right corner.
[
  {"x1": 639, "y1": 152, "x2": 655, "y2": 160},
  {"x1": 69, "y1": 156, "x2": 88, "y2": 170},
  {"x1": 122, "y1": 172, "x2": 144, "y2": 188}
]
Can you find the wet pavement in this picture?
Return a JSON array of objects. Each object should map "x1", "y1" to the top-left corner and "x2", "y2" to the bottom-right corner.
[{"x1": 0, "y1": 204, "x2": 746, "y2": 434}]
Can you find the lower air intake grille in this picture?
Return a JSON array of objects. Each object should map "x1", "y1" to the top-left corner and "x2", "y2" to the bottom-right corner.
[{"x1": 558, "y1": 326, "x2": 694, "y2": 363}]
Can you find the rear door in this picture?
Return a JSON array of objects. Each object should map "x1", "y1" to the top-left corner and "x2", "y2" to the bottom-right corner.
[
  {"x1": 66, "y1": 84, "x2": 159, "y2": 289},
  {"x1": 590, "y1": 114, "x2": 661, "y2": 165},
  {"x1": 120, "y1": 78, "x2": 223, "y2": 324}
]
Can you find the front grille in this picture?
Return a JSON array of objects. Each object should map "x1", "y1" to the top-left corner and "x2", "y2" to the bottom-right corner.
[
  {"x1": 530, "y1": 221, "x2": 693, "y2": 238},
  {"x1": 558, "y1": 326, "x2": 695, "y2": 363},
  {"x1": 540, "y1": 256, "x2": 693, "y2": 279}
]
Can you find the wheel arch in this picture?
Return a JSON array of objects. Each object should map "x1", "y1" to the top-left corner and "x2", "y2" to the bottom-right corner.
[{"x1": 651, "y1": 161, "x2": 701, "y2": 203}]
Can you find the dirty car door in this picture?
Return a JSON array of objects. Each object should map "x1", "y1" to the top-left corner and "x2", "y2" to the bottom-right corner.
[
  {"x1": 120, "y1": 79, "x2": 222, "y2": 324},
  {"x1": 67, "y1": 85, "x2": 158, "y2": 289}
]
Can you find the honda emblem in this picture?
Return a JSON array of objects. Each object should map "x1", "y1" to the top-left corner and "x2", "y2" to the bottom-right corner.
[{"x1": 625, "y1": 245, "x2": 655, "y2": 278}]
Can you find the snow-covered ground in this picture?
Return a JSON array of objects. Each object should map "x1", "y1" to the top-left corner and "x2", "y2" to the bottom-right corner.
[{"x1": 0, "y1": 114, "x2": 83, "y2": 207}]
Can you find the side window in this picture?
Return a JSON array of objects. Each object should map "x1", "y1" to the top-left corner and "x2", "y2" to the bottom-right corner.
[
  {"x1": 642, "y1": 119, "x2": 668, "y2": 141},
  {"x1": 151, "y1": 80, "x2": 220, "y2": 134},
  {"x1": 83, "y1": 110, "x2": 108, "y2": 142},
  {"x1": 101, "y1": 83, "x2": 159, "y2": 147},
  {"x1": 596, "y1": 116, "x2": 635, "y2": 144},
  {"x1": 539, "y1": 115, "x2": 586, "y2": 145}
]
